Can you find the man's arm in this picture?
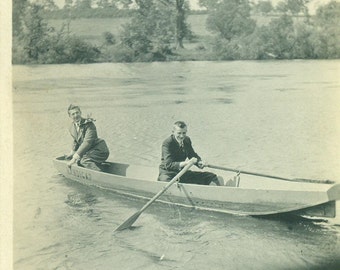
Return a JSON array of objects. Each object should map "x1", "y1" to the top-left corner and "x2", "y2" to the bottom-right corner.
[
  {"x1": 161, "y1": 139, "x2": 182, "y2": 171},
  {"x1": 186, "y1": 138, "x2": 208, "y2": 168},
  {"x1": 65, "y1": 125, "x2": 79, "y2": 159}
]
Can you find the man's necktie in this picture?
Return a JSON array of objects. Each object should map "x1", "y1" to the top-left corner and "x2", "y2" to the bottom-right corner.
[{"x1": 75, "y1": 122, "x2": 80, "y2": 134}]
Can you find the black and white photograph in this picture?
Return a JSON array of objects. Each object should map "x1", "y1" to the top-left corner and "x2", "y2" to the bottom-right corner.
[{"x1": 2, "y1": 0, "x2": 340, "y2": 269}]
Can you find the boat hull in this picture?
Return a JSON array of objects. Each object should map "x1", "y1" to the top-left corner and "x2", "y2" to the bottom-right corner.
[{"x1": 53, "y1": 157, "x2": 340, "y2": 218}]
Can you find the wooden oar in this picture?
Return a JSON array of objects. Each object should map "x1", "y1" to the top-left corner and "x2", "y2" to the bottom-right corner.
[
  {"x1": 206, "y1": 164, "x2": 334, "y2": 184},
  {"x1": 114, "y1": 158, "x2": 197, "y2": 232}
]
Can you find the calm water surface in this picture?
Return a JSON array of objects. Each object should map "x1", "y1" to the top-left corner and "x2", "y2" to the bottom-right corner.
[{"x1": 13, "y1": 60, "x2": 340, "y2": 269}]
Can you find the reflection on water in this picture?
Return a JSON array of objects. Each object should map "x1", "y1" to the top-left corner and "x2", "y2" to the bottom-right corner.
[
  {"x1": 65, "y1": 193, "x2": 98, "y2": 208},
  {"x1": 13, "y1": 60, "x2": 340, "y2": 270}
]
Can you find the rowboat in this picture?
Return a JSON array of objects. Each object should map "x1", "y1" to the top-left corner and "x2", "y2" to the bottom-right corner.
[{"x1": 53, "y1": 156, "x2": 340, "y2": 219}]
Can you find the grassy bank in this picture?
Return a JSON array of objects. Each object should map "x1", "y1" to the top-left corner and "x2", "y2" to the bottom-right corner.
[
  {"x1": 46, "y1": 14, "x2": 288, "y2": 62},
  {"x1": 49, "y1": 15, "x2": 212, "y2": 45},
  {"x1": 48, "y1": 15, "x2": 215, "y2": 61},
  {"x1": 17, "y1": 7, "x2": 338, "y2": 64}
]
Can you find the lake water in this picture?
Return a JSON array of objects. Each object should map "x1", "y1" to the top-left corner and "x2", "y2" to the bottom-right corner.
[{"x1": 13, "y1": 60, "x2": 340, "y2": 269}]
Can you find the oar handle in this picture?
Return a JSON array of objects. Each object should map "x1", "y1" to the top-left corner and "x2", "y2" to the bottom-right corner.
[
  {"x1": 139, "y1": 158, "x2": 197, "y2": 213},
  {"x1": 206, "y1": 164, "x2": 334, "y2": 184}
]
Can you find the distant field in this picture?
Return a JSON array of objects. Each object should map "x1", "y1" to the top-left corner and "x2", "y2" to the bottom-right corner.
[
  {"x1": 47, "y1": 14, "x2": 276, "y2": 54},
  {"x1": 48, "y1": 14, "x2": 211, "y2": 45},
  {"x1": 48, "y1": 17, "x2": 129, "y2": 44}
]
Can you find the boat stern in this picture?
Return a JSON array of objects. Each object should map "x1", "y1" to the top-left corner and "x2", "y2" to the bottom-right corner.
[
  {"x1": 327, "y1": 183, "x2": 340, "y2": 201},
  {"x1": 292, "y1": 183, "x2": 340, "y2": 218},
  {"x1": 293, "y1": 200, "x2": 336, "y2": 218}
]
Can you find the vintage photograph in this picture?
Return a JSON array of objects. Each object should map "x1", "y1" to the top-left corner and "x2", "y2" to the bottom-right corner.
[{"x1": 6, "y1": 0, "x2": 340, "y2": 269}]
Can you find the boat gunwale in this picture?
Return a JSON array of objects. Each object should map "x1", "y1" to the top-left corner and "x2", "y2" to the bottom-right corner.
[
  {"x1": 55, "y1": 156, "x2": 336, "y2": 186},
  {"x1": 53, "y1": 156, "x2": 339, "y2": 217}
]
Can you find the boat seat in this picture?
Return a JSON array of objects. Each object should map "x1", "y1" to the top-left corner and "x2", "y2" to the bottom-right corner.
[{"x1": 99, "y1": 162, "x2": 112, "y2": 173}]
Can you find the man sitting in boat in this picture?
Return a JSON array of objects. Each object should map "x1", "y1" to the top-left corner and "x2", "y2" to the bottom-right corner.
[
  {"x1": 158, "y1": 121, "x2": 221, "y2": 185},
  {"x1": 65, "y1": 104, "x2": 110, "y2": 171}
]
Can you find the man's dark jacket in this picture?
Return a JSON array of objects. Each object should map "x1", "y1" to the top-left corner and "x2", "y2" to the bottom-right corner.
[
  {"x1": 69, "y1": 117, "x2": 108, "y2": 159},
  {"x1": 159, "y1": 134, "x2": 201, "y2": 173}
]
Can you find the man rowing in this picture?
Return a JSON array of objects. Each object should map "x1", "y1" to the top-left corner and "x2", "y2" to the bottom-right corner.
[{"x1": 158, "y1": 121, "x2": 221, "y2": 185}]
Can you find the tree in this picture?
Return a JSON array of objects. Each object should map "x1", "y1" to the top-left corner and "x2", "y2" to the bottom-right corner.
[
  {"x1": 74, "y1": 0, "x2": 92, "y2": 10},
  {"x1": 206, "y1": 0, "x2": 256, "y2": 41},
  {"x1": 257, "y1": 15, "x2": 296, "y2": 59},
  {"x1": 64, "y1": 0, "x2": 74, "y2": 9},
  {"x1": 175, "y1": 0, "x2": 186, "y2": 49},
  {"x1": 275, "y1": 0, "x2": 309, "y2": 16},
  {"x1": 118, "y1": 0, "x2": 133, "y2": 9},
  {"x1": 312, "y1": 1, "x2": 340, "y2": 58},
  {"x1": 119, "y1": 0, "x2": 172, "y2": 60},
  {"x1": 12, "y1": 1, "x2": 100, "y2": 63},
  {"x1": 156, "y1": 0, "x2": 191, "y2": 49},
  {"x1": 203, "y1": 0, "x2": 256, "y2": 60},
  {"x1": 96, "y1": 0, "x2": 115, "y2": 9},
  {"x1": 198, "y1": 0, "x2": 219, "y2": 9},
  {"x1": 254, "y1": 1, "x2": 273, "y2": 15},
  {"x1": 35, "y1": 0, "x2": 59, "y2": 11},
  {"x1": 314, "y1": 1, "x2": 340, "y2": 26},
  {"x1": 276, "y1": 1, "x2": 288, "y2": 13},
  {"x1": 13, "y1": 0, "x2": 29, "y2": 38},
  {"x1": 20, "y1": 4, "x2": 50, "y2": 60},
  {"x1": 118, "y1": 0, "x2": 192, "y2": 61}
]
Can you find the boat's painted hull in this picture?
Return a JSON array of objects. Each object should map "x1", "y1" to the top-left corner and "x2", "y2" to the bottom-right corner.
[{"x1": 53, "y1": 157, "x2": 340, "y2": 218}]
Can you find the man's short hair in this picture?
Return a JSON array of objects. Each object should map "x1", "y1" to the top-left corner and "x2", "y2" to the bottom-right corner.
[
  {"x1": 173, "y1": 121, "x2": 187, "y2": 129},
  {"x1": 68, "y1": 104, "x2": 81, "y2": 114}
]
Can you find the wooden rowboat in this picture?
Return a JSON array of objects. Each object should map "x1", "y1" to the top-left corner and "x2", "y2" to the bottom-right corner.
[{"x1": 53, "y1": 156, "x2": 340, "y2": 219}]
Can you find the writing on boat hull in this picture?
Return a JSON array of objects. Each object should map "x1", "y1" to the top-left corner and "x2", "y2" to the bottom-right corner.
[{"x1": 68, "y1": 167, "x2": 92, "y2": 180}]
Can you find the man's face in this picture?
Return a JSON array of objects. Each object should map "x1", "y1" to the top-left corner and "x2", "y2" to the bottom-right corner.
[
  {"x1": 173, "y1": 126, "x2": 187, "y2": 143},
  {"x1": 69, "y1": 108, "x2": 82, "y2": 122}
]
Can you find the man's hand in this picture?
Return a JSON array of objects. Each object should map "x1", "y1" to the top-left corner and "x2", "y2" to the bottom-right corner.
[
  {"x1": 67, "y1": 158, "x2": 77, "y2": 167},
  {"x1": 67, "y1": 153, "x2": 80, "y2": 167},
  {"x1": 180, "y1": 158, "x2": 198, "y2": 168},
  {"x1": 179, "y1": 160, "x2": 189, "y2": 168},
  {"x1": 197, "y1": 160, "x2": 207, "y2": 169}
]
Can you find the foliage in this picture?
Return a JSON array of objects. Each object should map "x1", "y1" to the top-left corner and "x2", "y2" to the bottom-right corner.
[
  {"x1": 314, "y1": 0, "x2": 340, "y2": 25},
  {"x1": 13, "y1": 0, "x2": 29, "y2": 38},
  {"x1": 35, "y1": 0, "x2": 59, "y2": 10},
  {"x1": 12, "y1": 3, "x2": 100, "y2": 64},
  {"x1": 198, "y1": 0, "x2": 219, "y2": 10},
  {"x1": 12, "y1": 0, "x2": 340, "y2": 63},
  {"x1": 116, "y1": 0, "x2": 192, "y2": 61},
  {"x1": 311, "y1": 1, "x2": 340, "y2": 58},
  {"x1": 247, "y1": 15, "x2": 314, "y2": 59},
  {"x1": 202, "y1": 0, "x2": 339, "y2": 60},
  {"x1": 257, "y1": 15, "x2": 296, "y2": 59},
  {"x1": 206, "y1": 0, "x2": 256, "y2": 41},
  {"x1": 204, "y1": 0, "x2": 257, "y2": 60},
  {"x1": 15, "y1": 4, "x2": 52, "y2": 61},
  {"x1": 103, "y1": 31, "x2": 116, "y2": 45},
  {"x1": 253, "y1": 1, "x2": 273, "y2": 15},
  {"x1": 275, "y1": 0, "x2": 309, "y2": 16}
]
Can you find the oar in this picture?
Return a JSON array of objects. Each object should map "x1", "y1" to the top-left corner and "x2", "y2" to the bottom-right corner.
[
  {"x1": 206, "y1": 164, "x2": 334, "y2": 184},
  {"x1": 114, "y1": 158, "x2": 197, "y2": 232}
]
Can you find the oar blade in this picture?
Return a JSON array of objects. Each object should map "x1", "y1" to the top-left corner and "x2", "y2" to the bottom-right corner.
[
  {"x1": 114, "y1": 211, "x2": 141, "y2": 232},
  {"x1": 113, "y1": 158, "x2": 197, "y2": 232}
]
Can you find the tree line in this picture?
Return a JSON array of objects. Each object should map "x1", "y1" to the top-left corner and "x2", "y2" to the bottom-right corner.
[{"x1": 12, "y1": 0, "x2": 340, "y2": 64}]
